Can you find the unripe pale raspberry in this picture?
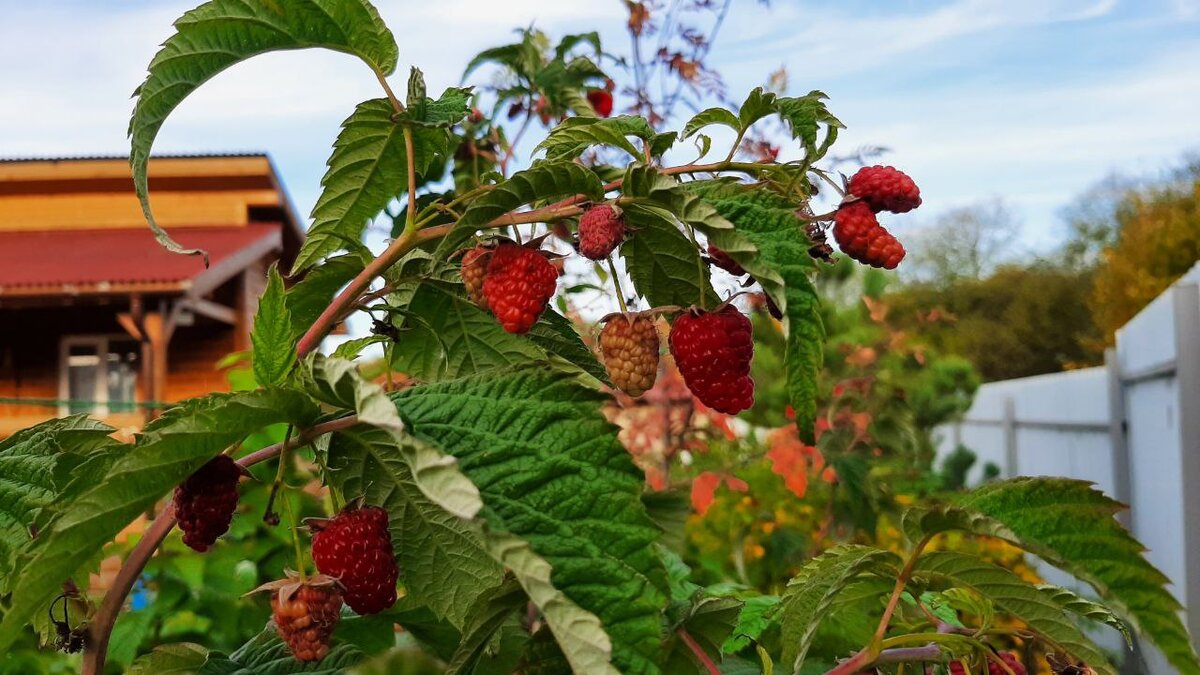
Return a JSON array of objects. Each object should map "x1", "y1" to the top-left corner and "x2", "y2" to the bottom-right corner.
[
  {"x1": 461, "y1": 245, "x2": 490, "y2": 307},
  {"x1": 600, "y1": 314, "x2": 660, "y2": 396},
  {"x1": 578, "y1": 204, "x2": 626, "y2": 260},
  {"x1": 586, "y1": 89, "x2": 614, "y2": 117},
  {"x1": 706, "y1": 244, "x2": 746, "y2": 276},
  {"x1": 174, "y1": 454, "x2": 242, "y2": 552},
  {"x1": 483, "y1": 243, "x2": 559, "y2": 334},
  {"x1": 847, "y1": 165, "x2": 922, "y2": 213},
  {"x1": 310, "y1": 506, "x2": 398, "y2": 615},
  {"x1": 833, "y1": 202, "x2": 906, "y2": 270},
  {"x1": 669, "y1": 305, "x2": 755, "y2": 414},
  {"x1": 258, "y1": 574, "x2": 343, "y2": 663}
]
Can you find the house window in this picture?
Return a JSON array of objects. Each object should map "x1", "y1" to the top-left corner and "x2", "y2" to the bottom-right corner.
[{"x1": 60, "y1": 337, "x2": 140, "y2": 416}]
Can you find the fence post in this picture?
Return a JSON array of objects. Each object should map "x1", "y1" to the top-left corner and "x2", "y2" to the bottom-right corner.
[
  {"x1": 1173, "y1": 282, "x2": 1200, "y2": 642},
  {"x1": 1106, "y1": 348, "x2": 1132, "y2": 528},
  {"x1": 1002, "y1": 397, "x2": 1017, "y2": 477}
]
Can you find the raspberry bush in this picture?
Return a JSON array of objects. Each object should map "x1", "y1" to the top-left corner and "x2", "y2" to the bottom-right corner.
[{"x1": 0, "y1": 2, "x2": 1196, "y2": 675}]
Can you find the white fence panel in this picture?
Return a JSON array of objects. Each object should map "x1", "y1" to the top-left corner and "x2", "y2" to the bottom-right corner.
[{"x1": 935, "y1": 262, "x2": 1200, "y2": 673}]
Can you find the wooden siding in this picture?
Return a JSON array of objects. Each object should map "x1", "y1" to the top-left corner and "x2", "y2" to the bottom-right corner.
[{"x1": 0, "y1": 190, "x2": 281, "y2": 231}]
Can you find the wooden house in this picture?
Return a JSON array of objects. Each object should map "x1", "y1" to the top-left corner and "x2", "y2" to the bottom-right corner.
[{"x1": 0, "y1": 154, "x2": 305, "y2": 437}]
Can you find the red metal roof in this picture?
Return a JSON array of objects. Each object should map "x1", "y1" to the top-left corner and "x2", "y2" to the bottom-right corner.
[{"x1": 0, "y1": 224, "x2": 280, "y2": 293}]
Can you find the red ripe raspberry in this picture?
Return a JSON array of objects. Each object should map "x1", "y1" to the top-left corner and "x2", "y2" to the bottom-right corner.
[
  {"x1": 669, "y1": 305, "x2": 755, "y2": 414},
  {"x1": 847, "y1": 165, "x2": 922, "y2": 213},
  {"x1": 483, "y1": 243, "x2": 559, "y2": 333},
  {"x1": 259, "y1": 573, "x2": 343, "y2": 663},
  {"x1": 578, "y1": 204, "x2": 626, "y2": 260},
  {"x1": 833, "y1": 202, "x2": 906, "y2": 270},
  {"x1": 600, "y1": 314, "x2": 660, "y2": 397},
  {"x1": 948, "y1": 653, "x2": 1025, "y2": 675},
  {"x1": 310, "y1": 506, "x2": 399, "y2": 615},
  {"x1": 535, "y1": 96, "x2": 552, "y2": 125},
  {"x1": 586, "y1": 89, "x2": 614, "y2": 117},
  {"x1": 706, "y1": 244, "x2": 746, "y2": 276},
  {"x1": 173, "y1": 454, "x2": 242, "y2": 552},
  {"x1": 461, "y1": 245, "x2": 490, "y2": 307}
]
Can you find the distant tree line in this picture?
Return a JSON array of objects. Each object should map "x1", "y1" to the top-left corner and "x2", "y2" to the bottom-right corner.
[{"x1": 884, "y1": 154, "x2": 1200, "y2": 381}]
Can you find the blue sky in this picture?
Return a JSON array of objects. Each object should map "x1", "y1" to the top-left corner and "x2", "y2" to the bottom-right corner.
[{"x1": 0, "y1": 0, "x2": 1197, "y2": 252}]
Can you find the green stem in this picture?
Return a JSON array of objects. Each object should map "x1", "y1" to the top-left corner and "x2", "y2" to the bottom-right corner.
[
  {"x1": 403, "y1": 127, "x2": 418, "y2": 231},
  {"x1": 375, "y1": 68, "x2": 404, "y2": 115},
  {"x1": 681, "y1": 222, "x2": 707, "y2": 310},
  {"x1": 283, "y1": 487, "x2": 307, "y2": 583},
  {"x1": 608, "y1": 258, "x2": 629, "y2": 313}
]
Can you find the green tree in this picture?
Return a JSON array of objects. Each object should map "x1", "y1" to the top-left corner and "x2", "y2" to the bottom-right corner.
[
  {"x1": 1088, "y1": 161, "x2": 1200, "y2": 344},
  {"x1": 887, "y1": 265, "x2": 1102, "y2": 381}
]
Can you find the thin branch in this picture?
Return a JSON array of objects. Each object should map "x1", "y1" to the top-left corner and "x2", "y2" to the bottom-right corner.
[
  {"x1": 81, "y1": 414, "x2": 360, "y2": 675},
  {"x1": 823, "y1": 534, "x2": 937, "y2": 675},
  {"x1": 293, "y1": 159, "x2": 770, "y2": 358},
  {"x1": 874, "y1": 534, "x2": 935, "y2": 645},
  {"x1": 679, "y1": 628, "x2": 720, "y2": 675},
  {"x1": 824, "y1": 643, "x2": 943, "y2": 675},
  {"x1": 403, "y1": 127, "x2": 418, "y2": 228},
  {"x1": 375, "y1": 68, "x2": 404, "y2": 115}
]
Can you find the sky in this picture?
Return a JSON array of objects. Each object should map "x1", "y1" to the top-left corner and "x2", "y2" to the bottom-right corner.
[{"x1": 0, "y1": 0, "x2": 1198, "y2": 254}]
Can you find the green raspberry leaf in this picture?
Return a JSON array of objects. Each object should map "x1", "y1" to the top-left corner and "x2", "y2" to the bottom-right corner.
[
  {"x1": 129, "y1": 0, "x2": 398, "y2": 261},
  {"x1": 777, "y1": 545, "x2": 900, "y2": 673},
  {"x1": 293, "y1": 98, "x2": 452, "y2": 271},
  {"x1": 914, "y1": 551, "x2": 1117, "y2": 675},
  {"x1": 250, "y1": 265, "x2": 295, "y2": 386},
  {"x1": 394, "y1": 369, "x2": 669, "y2": 674},
  {"x1": 903, "y1": 477, "x2": 1200, "y2": 674},
  {"x1": 0, "y1": 389, "x2": 319, "y2": 654}
]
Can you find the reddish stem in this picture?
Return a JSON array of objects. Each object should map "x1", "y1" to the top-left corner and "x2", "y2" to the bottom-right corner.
[
  {"x1": 81, "y1": 414, "x2": 360, "y2": 675},
  {"x1": 679, "y1": 628, "x2": 720, "y2": 675},
  {"x1": 292, "y1": 159, "x2": 765, "y2": 359},
  {"x1": 825, "y1": 534, "x2": 935, "y2": 675},
  {"x1": 824, "y1": 643, "x2": 943, "y2": 675}
]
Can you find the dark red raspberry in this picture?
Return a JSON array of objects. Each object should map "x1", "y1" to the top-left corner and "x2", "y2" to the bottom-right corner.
[
  {"x1": 535, "y1": 96, "x2": 552, "y2": 125},
  {"x1": 586, "y1": 89, "x2": 614, "y2": 117},
  {"x1": 706, "y1": 244, "x2": 746, "y2": 276},
  {"x1": 833, "y1": 202, "x2": 905, "y2": 270},
  {"x1": 483, "y1": 243, "x2": 559, "y2": 333},
  {"x1": 173, "y1": 454, "x2": 242, "y2": 552},
  {"x1": 578, "y1": 204, "x2": 626, "y2": 260},
  {"x1": 461, "y1": 245, "x2": 490, "y2": 307},
  {"x1": 256, "y1": 573, "x2": 343, "y2": 663},
  {"x1": 847, "y1": 165, "x2": 922, "y2": 214},
  {"x1": 600, "y1": 313, "x2": 660, "y2": 397},
  {"x1": 949, "y1": 652, "x2": 1025, "y2": 675},
  {"x1": 310, "y1": 506, "x2": 398, "y2": 615},
  {"x1": 668, "y1": 305, "x2": 755, "y2": 414}
]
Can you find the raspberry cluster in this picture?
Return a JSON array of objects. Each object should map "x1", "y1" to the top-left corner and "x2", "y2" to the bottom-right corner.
[
  {"x1": 669, "y1": 305, "x2": 755, "y2": 414},
  {"x1": 706, "y1": 244, "x2": 746, "y2": 276},
  {"x1": 833, "y1": 201, "x2": 906, "y2": 270},
  {"x1": 173, "y1": 454, "x2": 242, "y2": 552},
  {"x1": 482, "y1": 242, "x2": 559, "y2": 334},
  {"x1": 848, "y1": 165, "x2": 922, "y2": 213},
  {"x1": 267, "y1": 575, "x2": 343, "y2": 663},
  {"x1": 578, "y1": 204, "x2": 626, "y2": 260},
  {"x1": 830, "y1": 165, "x2": 922, "y2": 269},
  {"x1": 311, "y1": 505, "x2": 399, "y2": 615},
  {"x1": 600, "y1": 313, "x2": 660, "y2": 396}
]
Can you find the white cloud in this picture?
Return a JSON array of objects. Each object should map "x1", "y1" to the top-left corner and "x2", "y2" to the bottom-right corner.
[
  {"x1": 717, "y1": 0, "x2": 1118, "y2": 77},
  {"x1": 0, "y1": 0, "x2": 1194, "y2": 254}
]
